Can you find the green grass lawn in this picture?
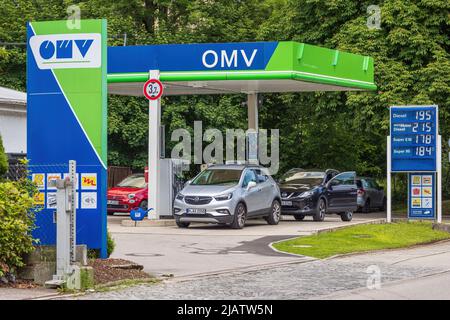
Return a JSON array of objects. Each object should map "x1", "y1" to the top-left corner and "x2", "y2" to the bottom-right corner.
[{"x1": 272, "y1": 221, "x2": 450, "y2": 259}]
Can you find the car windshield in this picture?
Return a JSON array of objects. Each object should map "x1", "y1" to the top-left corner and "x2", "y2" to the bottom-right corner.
[
  {"x1": 279, "y1": 170, "x2": 325, "y2": 185},
  {"x1": 117, "y1": 175, "x2": 147, "y2": 188},
  {"x1": 191, "y1": 169, "x2": 243, "y2": 186}
]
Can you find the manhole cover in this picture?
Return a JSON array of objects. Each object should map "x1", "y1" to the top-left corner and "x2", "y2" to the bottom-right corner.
[
  {"x1": 352, "y1": 234, "x2": 373, "y2": 239},
  {"x1": 194, "y1": 250, "x2": 221, "y2": 255},
  {"x1": 125, "y1": 253, "x2": 163, "y2": 257}
]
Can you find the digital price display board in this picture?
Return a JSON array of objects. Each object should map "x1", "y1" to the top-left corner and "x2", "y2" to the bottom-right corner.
[{"x1": 390, "y1": 106, "x2": 438, "y2": 172}]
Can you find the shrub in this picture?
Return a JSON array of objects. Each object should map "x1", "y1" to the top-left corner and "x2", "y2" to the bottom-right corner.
[
  {"x1": 0, "y1": 135, "x2": 7, "y2": 177},
  {"x1": 87, "y1": 232, "x2": 116, "y2": 259},
  {"x1": 0, "y1": 179, "x2": 40, "y2": 276},
  {"x1": 107, "y1": 231, "x2": 115, "y2": 258}
]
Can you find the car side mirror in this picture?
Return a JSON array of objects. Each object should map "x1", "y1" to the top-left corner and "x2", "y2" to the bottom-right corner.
[{"x1": 246, "y1": 181, "x2": 257, "y2": 191}]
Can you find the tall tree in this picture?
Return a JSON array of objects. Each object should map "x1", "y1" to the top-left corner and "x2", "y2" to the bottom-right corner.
[
  {"x1": 0, "y1": 135, "x2": 8, "y2": 177},
  {"x1": 0, "y1": 0, "x2": 448, "y2": 191}
]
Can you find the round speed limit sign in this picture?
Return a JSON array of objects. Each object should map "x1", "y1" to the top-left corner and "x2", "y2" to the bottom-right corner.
[{"x1": 143, "y1": 79, "x2": 164, "y2": 100}]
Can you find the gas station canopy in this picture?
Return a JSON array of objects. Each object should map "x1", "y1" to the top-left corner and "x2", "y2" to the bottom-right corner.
[
  {"x1": 107, "y1": 41, "x2": 376, "y2": 96},
  {"x1": 26, "y1": 17, "x2": 377, "y2": 257}
]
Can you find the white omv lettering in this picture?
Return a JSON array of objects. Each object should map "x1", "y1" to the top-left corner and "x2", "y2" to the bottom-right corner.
[
  {"x1": 202, "y1": 49, "x2": 258, "y2": 68},
  {"x1": 221, "y1": 50, "x2": 237, "y2": 68},
  {"x1": 202, "y1": 50, "x2": 219, "y2": 68},
  {"x1": 29, "y1": 33, "x2": 101, "y2": 70},
  {"x1": 241, "y1": 49, "x2": 258, "y2": 67}
]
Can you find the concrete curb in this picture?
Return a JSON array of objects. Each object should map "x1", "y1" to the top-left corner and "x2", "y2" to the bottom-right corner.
[
  {"x1": 121, "y1": 219, "x2": 176, "y2": 227},
  {"x1": 323, "y1": 238, "x2": 450, "y2": 261},
  {"x1": 269, "y1": 236, "x2": 312, "y2": 258},
  {"x1": 432, "y1": 222, "x2": 450, "y2": 233},
  {"x1": 315, "y1": 218, "x2": 386, "y2": 235}
]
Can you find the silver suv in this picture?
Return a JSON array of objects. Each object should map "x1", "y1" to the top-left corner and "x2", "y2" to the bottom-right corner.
[{"x1": 173, "y1": 164, "x2": 281, "y2": 229}]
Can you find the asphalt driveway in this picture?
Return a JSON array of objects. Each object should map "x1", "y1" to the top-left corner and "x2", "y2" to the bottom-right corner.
[{"x1": 107, "y1": 213, "x2": 385, "y2": 278}]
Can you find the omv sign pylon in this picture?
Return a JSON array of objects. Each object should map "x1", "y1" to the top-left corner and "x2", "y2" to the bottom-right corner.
[{"x1": 29, "y1": 33, "x2": 101, "y2": 69}]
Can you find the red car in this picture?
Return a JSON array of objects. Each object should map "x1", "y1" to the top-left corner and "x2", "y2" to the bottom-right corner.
[{"x1": 107, "y1": 174, "x2": 148, "y2": 215}]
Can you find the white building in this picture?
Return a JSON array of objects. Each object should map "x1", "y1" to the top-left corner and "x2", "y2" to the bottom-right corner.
[{"x1": 0, "y1": 86, "x2": 27, "y2": 156}]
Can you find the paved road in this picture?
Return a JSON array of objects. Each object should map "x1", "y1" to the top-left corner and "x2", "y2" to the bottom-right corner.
[
  {"x1": 0, "y1": 288, "x2": 55, "y2": 300},
  {"x1": 323, "y1": 271, "x2": 450, "y2": 300},
  {"x1": 73, "y1": 240, "x2": 450, "y2": 300},
  {"x1": 0, "y1": 212, "x2": 385, "y2": 300},
  {"x1": 106, "y1": 213, "x2": 383, "y2": 277}
]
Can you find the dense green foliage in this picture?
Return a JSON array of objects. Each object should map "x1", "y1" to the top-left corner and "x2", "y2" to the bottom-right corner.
[
  {"x1": 0, "y1": 1, "x2": 448, "y2": 199},
  {"x1": 107, "y1": 231, "x2": 115, "y2": 258},
  {"x1": 0, "y1": 135, "x2": 7, "y2": 177},
  {"x1": 0, "y1": 178, "x2": 39, "y2": 276}
]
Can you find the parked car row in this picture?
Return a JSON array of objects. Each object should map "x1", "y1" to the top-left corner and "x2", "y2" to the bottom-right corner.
[{"x1": 107, "y1": 164, "x2": 386, "y2": 229}]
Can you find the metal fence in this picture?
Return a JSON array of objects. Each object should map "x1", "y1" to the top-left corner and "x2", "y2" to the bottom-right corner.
[
  {"x1": 107, "y1": 166, "x2": 132, "y2": 188},
  {"x1": 4, "y1": 161, "x2": 27, "y2": 181},
  {"x1": 2, "y1": 163, "x2": 72, "y2": 245},
  {"x1": 30, "y1": 163, "x2": 72, "y2": 245}
]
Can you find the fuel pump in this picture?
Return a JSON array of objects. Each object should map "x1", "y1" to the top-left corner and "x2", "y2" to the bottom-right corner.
[{"x1": 45, "y1": 160, "x2": 78, "y2": 287}]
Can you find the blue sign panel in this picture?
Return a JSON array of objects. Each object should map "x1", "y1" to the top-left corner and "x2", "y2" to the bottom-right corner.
[
  {"x1": 390, "y1": 106, "x2": 438, "y2": 172},
  {"x1": 107, "y1": 42, "x2": 278, "y2": 73},
  {"x1": 408, "y1": 173, "x2": 435, "y2": 219},
  {"x1": 27, "y1": 20, "x2": 108, "y2": 258}
]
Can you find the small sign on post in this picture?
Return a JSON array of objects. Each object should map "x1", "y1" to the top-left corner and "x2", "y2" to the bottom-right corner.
[
  {"x1": 143, "y1": 78, "x2": 164, "y2": 101},
  {"x1": 408, "y1": 173, "x2": 435, "y2": 219}
]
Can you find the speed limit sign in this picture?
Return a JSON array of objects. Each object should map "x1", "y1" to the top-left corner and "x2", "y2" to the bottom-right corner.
[{"x1": 143, "y1": 79, "x2": 164, "y2": 100}]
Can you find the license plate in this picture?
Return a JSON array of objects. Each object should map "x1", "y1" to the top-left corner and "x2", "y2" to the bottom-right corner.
[
  {"x1": 108, "y1": 200, "x2": 119, "y2": 205},
  {"x1": 282, "y1": 201, "x2": 292, "y2": 206},
  {"x1": 186, "y1": 208, "x2": 206, "y2": 214}
]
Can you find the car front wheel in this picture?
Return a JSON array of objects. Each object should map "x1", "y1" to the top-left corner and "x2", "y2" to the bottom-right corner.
[
  {"x1": 313, "y1": 198, "x2": 326, "y2": 222},
  {"x1": 231, "y1": 202, "x2": 247, "y2": 229},
  {"x1": 362, "y1": 199, "x2": 370, "y2": 213},
  {"x1": 176, "y1": 220, "x2": 190, "y2": 228},
  {"x1": 380, "y1": 197, "x2": 387, "y2": 212},
  {"x1": 265, "y1": 200, "x2": 281, "y2": 225},
  {"x1": 340, "y1": 211, "x2": 353, "y2": 221}
]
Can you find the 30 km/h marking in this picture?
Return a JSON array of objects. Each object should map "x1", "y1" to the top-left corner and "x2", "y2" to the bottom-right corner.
[{"x1": 143, "y1": 79, "x2": 164, "y2": 100}]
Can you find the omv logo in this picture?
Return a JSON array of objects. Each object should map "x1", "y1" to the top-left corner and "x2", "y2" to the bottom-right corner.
[{"x1": 30, "y1": 33, "x2": 101, "y2": 70}]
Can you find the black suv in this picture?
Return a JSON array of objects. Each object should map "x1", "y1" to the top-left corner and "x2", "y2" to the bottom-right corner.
[{"x1": 278, "y1": 169, "x2": 357, "y2": 222}]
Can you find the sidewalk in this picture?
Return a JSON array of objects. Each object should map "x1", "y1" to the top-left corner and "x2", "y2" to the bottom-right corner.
[
  {"x1": 0, "y1": 287, "x2": 57, "y2": 300},
  {"x1": 324, "y1": 270, "x2": 450, "y2": 300},
  {"x1": 315, "y1": 240, "x2": 450, "y2": 300}
]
